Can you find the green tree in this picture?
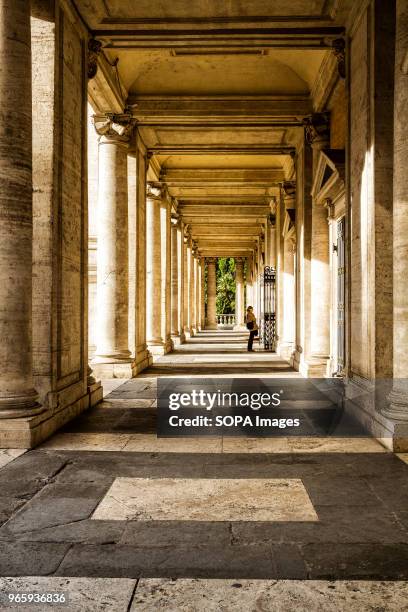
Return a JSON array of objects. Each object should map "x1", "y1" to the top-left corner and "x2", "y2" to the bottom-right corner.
[{"x1": 216, "y1": 257, "x2": 236, "y2": 314}]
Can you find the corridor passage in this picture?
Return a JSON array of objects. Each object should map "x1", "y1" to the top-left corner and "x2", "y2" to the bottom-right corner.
[
  {"x1": 0, "y1": 333, "x2": 407, "y2": 609},
  {"x1": 140, "y1": 330, "x2": 300, "y2": 379}
]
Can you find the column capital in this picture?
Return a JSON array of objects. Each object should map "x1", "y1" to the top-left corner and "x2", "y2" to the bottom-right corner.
[
  {"x1": 324, "y1": 197, "x2": 335, "y2": 221},
  {"x1": 93, "y1": 113, "x2": 134, "y2": 144},
  {"x1": 269, "y1": 196, "x2": 278, "y2": 215},
  {"x1": 88, "y1": 38, "x2": 102, "y2": 79},
  {"x1": 206, "y1": 257, "x2": 217, "y2": 265},
  {"x1": 146, "y1": 181, "x2": 165, "y2": 200},
  {"x1": 331, "y1": 38, "x2": 346, "y2": 79},
  {"x1": 192, "y1": 240, "x2": 199, "y2": 257},
  {"x1": 303, "y1": 112, "x2": 330, "y2": 146},
  {"x1": 171, "y1": 213, "x2": 180, "y2": 227}
]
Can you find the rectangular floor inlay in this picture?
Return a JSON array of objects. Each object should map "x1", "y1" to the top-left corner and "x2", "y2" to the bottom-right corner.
[{"x1": 91, "y1": 478, "x2": 318, "y2": 522}]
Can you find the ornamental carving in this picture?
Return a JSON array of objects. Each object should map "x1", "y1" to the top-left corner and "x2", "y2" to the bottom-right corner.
[
  {"x1": 281, "y1": 180, "x2": 296, "y2": 199},
  {"x1": 146, "y1": 182, "x2": 164, "y2": 200},
  {"x1": 303, "y1": 112, "x2": 330, "y2": 145},
  {"x1": 88, "y1": 39, "x2": 102, "y2": 80},
  {"x1": 332, "y1": 38, "x2": 346, "y2": 79},
  {"x1": 93, "y1": 114, "x2": 134, "y2": 143}
]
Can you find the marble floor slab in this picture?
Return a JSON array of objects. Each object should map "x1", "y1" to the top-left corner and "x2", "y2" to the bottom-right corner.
[
  {"x1": 0, "y1": 449, "x2": 26, "y2": 470},
  {"x1": 0, "y1": 576, "x2": 136, "y2": 612},
  {"x1": 122, "y1": 435, "x2": 222, "y2": 453},
  {"x1": 91, "y1": 477, "x2": 318, "y2": 522},
  {"x1": 132, "y1": 578, "x2": 408, "y2": 612},
  {"x1": 37, "y1": 432, "x2": 388, "y2": 454},
  {"x1": 397, "y1": 453, "x2": 408, "y2": 465},
  {"x1": 222, "y1": 437, "x2": 292, "y2": 453},
  {"x1": 100, "y1": 399, "x2": 156, "y2": 409},
  {"x1": 287, "y1": 437, "x2": 387, "y2": 453},
  {"x1": 39, "y1": 433, "x2": 131, "y2": 452}
]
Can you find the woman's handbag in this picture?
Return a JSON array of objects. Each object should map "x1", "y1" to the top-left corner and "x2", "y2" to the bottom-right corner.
[{"x1": 246, "y1": 321, "x2": 254, "y2": 330}]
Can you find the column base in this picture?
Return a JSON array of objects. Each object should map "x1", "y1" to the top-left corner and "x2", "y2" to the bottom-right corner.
[
  {"x1": 299, "y1": 356, "x2": 331, "y2": 378},
  {"x1": 88, "y1": 380, "x2": 103, "y2": 407},
  {"x1": 171, "y1": 333, "x2": 186, "y2": 346},
  {"x1": 205, "y1": 324, "x2": 217, "y2": 330},
  {"x1": 382, "y1": 388, "x2": 408, "y2": 422},
  {"x1": 345, "y1": 376, "x2": 408, "y2": 452},
  {"x1": 91, "y1": 358, "x2": 135, "y2": 379},
  {"x1": 277, "y1": 341, "x2": 295, "y2": 362},
  {"x1": 147, "y1": 338, "x2": 173, "y2": 356},
  {"x1": 133, "y1": 347, "x2": 153, "y2": 374},
  {"x1": 0, "y1": 389, "x2": 44, "y2": 419},
  {"x1": 0, "y1": 391, "x2": 90, "y2": 449}
]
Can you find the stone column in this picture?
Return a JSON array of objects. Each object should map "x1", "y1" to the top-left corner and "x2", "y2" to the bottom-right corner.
[
  {"x1": 246, "y1": 256, "x2": 254, "y2": 307},
  {"x1": 384, "y1": 0, "x2": 408, "y2": 424},
  {"x1": 92, "y1": 116, "x2": 133, "y2": 378},
  {"x1": 183, "y1": 230, "x2": 191, "y2": 338},
  {"x1": 177, "y1": 223, "x2": 186, "y2": 343},
  {"x1": 170, "y1": 217, "x2": 183, "y2": 345},
  {"x1": 190, "y1": 242, "x2": 197, "y2": 335},
  {"x1": 234, "y1": 258, "x2": 245, "y2": 329},
  {"x1": 160, "y1": 195, "x2": 172, "y2": 353},
  {"x1": 301, "y1": 113, "x2": 331, "y2": 376},
  {"x1": 269, "y1": 206, "x2": 277, "y2": 269},
  {"x1": 281, "y1": 239, "x2": 296, "y2": 360},
  {"x1": 200, "y1": 259, "x2": 206, "y2": 330},
  {"x1": 206, "y1": 258, "x2": 217, "y2": 329},
  {"x1": 146, "y1": 183, "x2": 164, "y2": 354},
  {"x1": 194, "y1": 255, "x2": 200, "y2": 333},
  {"x1": 279, "y1": 182, "x2": 296, "y2": 361},
  {"x1": 0, "y1": 0, "x2": 43, "y2": 418}
]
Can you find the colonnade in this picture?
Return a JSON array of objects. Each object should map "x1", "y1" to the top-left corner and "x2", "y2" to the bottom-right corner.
[
  {"x1": 1, "y1": 0, "x2": 408, "y2": 454},
  {"x1": 88, "y1": 130, "x2": 257, "y2": 375}
]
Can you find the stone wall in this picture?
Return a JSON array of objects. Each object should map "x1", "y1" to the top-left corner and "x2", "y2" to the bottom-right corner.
[
  {"x1": 346, "y1": 0, "x2": 396, "y2": 444},
  {"x1": 329, "y1": 82, "x2": 346, "y2": 150},
  {"x1": 30, "y1": 0, "x2": 94, "y2": 446},
  {"x1": 294, "y1": 138, "x2": 313, "y2": 373},
  {"x1": 87, "y1": 104, "x2": 99, "y2": 359},
  {"x1": 349, "y1": 0, "x2": 394, "y2": 381}
]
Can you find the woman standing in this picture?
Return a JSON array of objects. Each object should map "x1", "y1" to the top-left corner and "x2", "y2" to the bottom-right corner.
[{"x1": 246, "y1": 306, "x2": 259, "y2": 352}]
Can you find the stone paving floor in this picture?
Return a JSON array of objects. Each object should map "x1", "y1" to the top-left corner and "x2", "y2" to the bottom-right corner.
[{"x1": 0, "y1": 332, "x2": 407, "y2": 611}]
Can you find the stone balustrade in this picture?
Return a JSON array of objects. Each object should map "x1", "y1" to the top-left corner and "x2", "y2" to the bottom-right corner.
[{"x1": 217, "y1": 314, "x2": 236, "y2": 328}]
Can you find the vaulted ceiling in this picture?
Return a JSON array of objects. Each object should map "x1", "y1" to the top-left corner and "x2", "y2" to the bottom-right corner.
[{"x1": 82, "y1": 0, "x2": 350, "y2": 258}]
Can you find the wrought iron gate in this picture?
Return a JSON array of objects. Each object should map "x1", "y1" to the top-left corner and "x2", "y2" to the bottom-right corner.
[
  {"x1": 258, "y1": 266, "x2": 276, "y2": 351},
  {"x1": 336, "y1": 218, "x2": 345, "y2": 374}
]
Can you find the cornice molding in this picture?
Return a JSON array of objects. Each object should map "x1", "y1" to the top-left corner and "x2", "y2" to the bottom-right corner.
[
  {"x1": 88, "y1": 51, "x2": 126, "y2": 114},
  {"x1": 311, "y1": 149, "x2": 345, "y2": 204}
]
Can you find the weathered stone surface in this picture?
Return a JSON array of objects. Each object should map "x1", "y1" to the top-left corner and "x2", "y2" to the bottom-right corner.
[
  {"x1": 302, "y1": 543, "x2": 408, "y2": 579},
  {"x1": 92, "y1": 477, "x2": 317, "y2": 522},
  {"x1": 0, "y1": 450, "x2": 26, "y2": 469},
  {"x1": 55, "y1": 543, "x2": 275, "y2": 578},
  {"x1": 0, "y1": 576, "x2": 136, "y2": 612},
  {"x1": 132, "y1": 578, "x2": 408, "y2": 612},
  {"x1": 0, "y1": 0, "x2": 41, "y2": 418},
  {"x1": 2, "y1": 483, "x2": 110, "y2": 535},
  {"x1": 0, "y1": 543, "x2": 70, "y2": 576}
]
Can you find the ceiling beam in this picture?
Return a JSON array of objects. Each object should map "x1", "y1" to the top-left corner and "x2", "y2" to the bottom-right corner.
[
  {"x1": 161, "y1": 168, "x2": 285, "y2": 184},
  {"x1": 96, "y1": 28, "x2": 345, "y2": 51},
  {"x1": 131, "y1": 98, "x2": 312, "y2": 123}
]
